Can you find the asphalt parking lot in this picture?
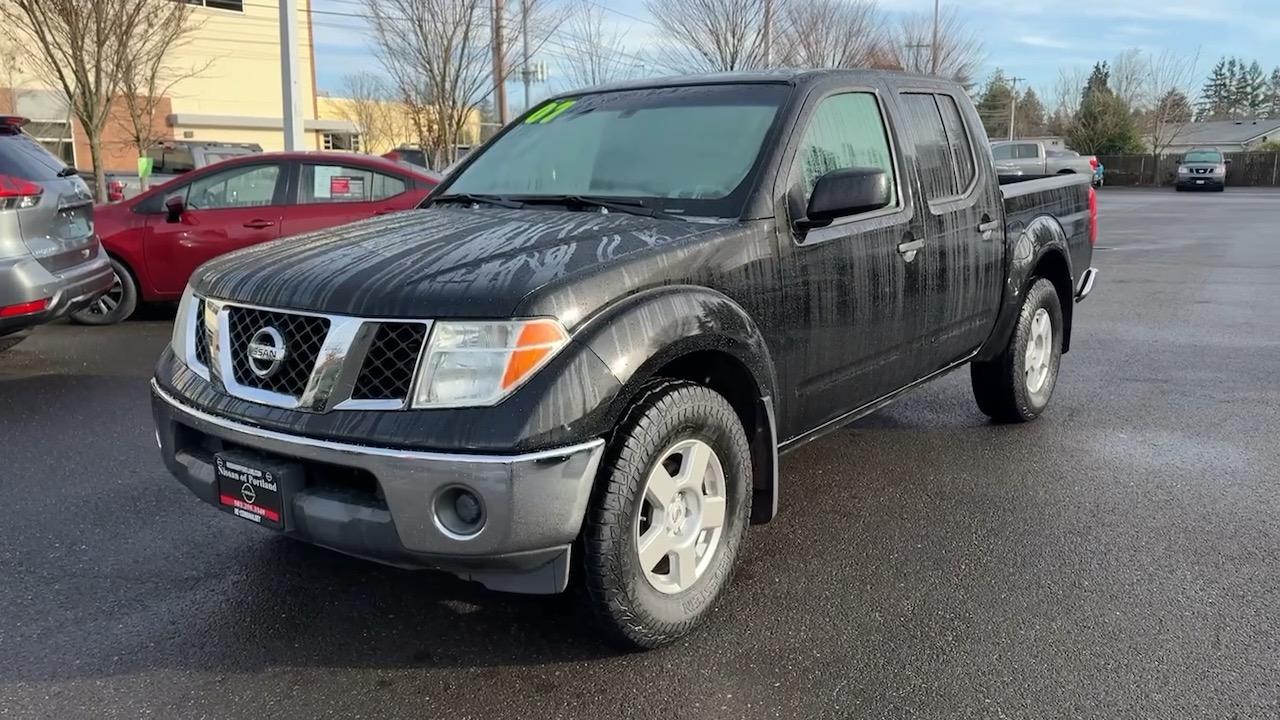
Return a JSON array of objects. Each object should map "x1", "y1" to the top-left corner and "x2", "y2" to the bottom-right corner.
[{"x1": 3, "y1": 188, "x2": 1279, "y2": 719}]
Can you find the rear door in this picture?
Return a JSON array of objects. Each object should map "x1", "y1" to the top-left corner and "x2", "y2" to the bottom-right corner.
[
  {"x1": 894, "y1": 90, "x2": 1004, "y2": 375},
  {"x1": 0, "y1": 125, "x2": 97, "y2": 274},
  {"x1": 278, "y1": 160, "x2": 427, "y2": 238},
  {"x1": 143, "y1": 160, "x2": 287, "y2": 296},
  {"x1": 773, "y1": 84, "x2": 925, "y2": 435}
]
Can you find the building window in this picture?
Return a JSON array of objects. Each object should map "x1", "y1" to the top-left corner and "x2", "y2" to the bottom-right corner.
[
  {"x1": 184, "y1": 0, "x2": 244, "y2": 11},
  {"x1": 322, "y1": 132, "x2": 362, "y2": 152},
  {"x1": 25, "y1": 121, "x2": 75, "y2": 166}
]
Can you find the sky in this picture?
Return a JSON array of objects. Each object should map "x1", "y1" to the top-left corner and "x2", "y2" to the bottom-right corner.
[{"x1": 309, "y1": 0, "x2": 1280, "y2": 111}]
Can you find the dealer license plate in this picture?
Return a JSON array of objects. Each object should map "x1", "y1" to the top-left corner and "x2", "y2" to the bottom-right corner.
[{"x1": 215, "y1": 450, "x2": 300, "y2": 530}]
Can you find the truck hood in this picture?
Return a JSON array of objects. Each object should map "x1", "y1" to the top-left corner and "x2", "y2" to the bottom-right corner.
[{"x1": 193, "y1": 206, "x2": 724, "y2": 318}]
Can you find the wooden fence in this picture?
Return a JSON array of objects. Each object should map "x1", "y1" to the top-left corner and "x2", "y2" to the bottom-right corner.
[{"x1": 1096, "y1": 152, "x2": 1280, "y2": 187}]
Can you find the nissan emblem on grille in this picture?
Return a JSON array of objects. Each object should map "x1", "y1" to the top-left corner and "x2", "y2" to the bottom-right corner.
[{"x1": 246, "y1": 327, "x2": 288, "y2": 379}]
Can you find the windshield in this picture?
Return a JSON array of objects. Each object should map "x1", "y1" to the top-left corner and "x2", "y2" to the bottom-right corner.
[
  {"x1": 1183, "y1": 150, "x2": 1222, "y2": 164},
  {"x1": 439, "y1": 83, "x2": 791, "y2": 218}
]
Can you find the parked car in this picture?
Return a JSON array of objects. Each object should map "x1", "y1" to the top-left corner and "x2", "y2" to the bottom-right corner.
[
  {"x1": 991, "y1": 140, "x2": 1099, "y2": 177},
  {"x1": 90, "y1": 140, "x2": 264, "y2": 203},
  {"x1": 150, "y1": 70, "x2": 1098, "y2": 649},
  {"x1": 0, "y1": 116, "x2": 114, "y2": 352},
  {"x1": 1175, "y1": 147, "x2": 1229, "y2": 191},
  {"x1": 70, "y1": 151, "x2": 440, "y2": 326}
]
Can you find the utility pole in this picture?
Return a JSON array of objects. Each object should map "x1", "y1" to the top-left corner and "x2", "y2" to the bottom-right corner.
[
  {"x1": 279, "y1": 0, "x2": 304, "y2": 150},
  {"x1": 1009, "y1": 76, "x2": 1024, "y2": 141},
  {"x1": 930, "y1": 0, "x2": 940, "y2": 76},
  {"x1": 492, "y1": 0, "x2": 508, "y2": 125},
  {"x1": 520, "y1": 0, "x2": 531, "y2": 109},
  {"x1": 762, "y1": 0, "x2": 773, "y2": 67}
]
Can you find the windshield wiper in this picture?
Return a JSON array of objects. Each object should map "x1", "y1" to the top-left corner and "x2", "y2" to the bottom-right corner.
[
  {"x1": 516, "y1": 194, "x2": 684, "y2": 221},
  {"x1": 431, "y1": 192, "x2": 525, "y2": 209}
]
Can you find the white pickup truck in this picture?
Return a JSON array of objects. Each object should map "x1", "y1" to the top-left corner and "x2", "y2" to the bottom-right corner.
[{"x1": 991, "y1": 140, "x2": 1099, "y2": 184}]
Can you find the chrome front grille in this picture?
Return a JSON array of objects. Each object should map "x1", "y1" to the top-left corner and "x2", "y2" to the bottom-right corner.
[
  {"x1": 182, "y1": 297, "x2": 432, "y2": 413},
  {"x1": 227, "y1": 306, "x2": 331, "y2": 396}
]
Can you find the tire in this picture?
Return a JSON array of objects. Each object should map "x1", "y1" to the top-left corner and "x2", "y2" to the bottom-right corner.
[
  {"x1": 970, "y1": 277, "x2": 1064, "y2": 424},
  {"x1": 68, "y1": 257, "x2": 138, "y2": 326},
  {"x1": 580, "y1": 378, "x2": 753, "y2": 650}
]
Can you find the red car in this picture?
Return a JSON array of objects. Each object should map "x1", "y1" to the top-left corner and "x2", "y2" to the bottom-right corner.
[{"x1": 70, "y1": 151, "x2": 440, "y2": 325}]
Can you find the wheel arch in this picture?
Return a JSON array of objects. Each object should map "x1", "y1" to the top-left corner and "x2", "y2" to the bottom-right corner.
[
  {"x1": 575, "y1": 286, "x2": 780, "y2": 524},
  {"x1": 976, "y1": 213, "x2": 1074, "y2": 361}
]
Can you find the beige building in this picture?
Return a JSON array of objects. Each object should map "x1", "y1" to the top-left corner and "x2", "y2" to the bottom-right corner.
[{"x1": 1, "y1": 0, "x2": 361, "y2": 172}]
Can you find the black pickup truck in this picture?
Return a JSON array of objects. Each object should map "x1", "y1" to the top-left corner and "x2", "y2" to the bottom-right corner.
[{"x1": 151, "y1": 70, "x2": 1099, "y2": 650}]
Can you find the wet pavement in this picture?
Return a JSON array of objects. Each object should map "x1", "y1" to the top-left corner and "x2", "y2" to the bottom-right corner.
[{"x1": 2, "y1": 189, "x2": 1278, "y2": 719}]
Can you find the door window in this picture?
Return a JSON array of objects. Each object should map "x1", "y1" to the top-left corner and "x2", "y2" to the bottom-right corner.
[
  {"x1": 991, "y1": 144, "x2": 1014, "y2": 160},
  {"x1": 899, "y1": 93, "x2": 960, "y2": 199},
  {"x1": 184, "y1": 164, "x2": 281, "y2": 210},
  {"x1": 298, "y1": 164, "x2": 407, "y2": 204},
  {"x1": 792, "y1": 91, "x2": 898, "y2": 209},
  {"x1": 936, "y1": 95, "x2": 977, "y2": 192}
]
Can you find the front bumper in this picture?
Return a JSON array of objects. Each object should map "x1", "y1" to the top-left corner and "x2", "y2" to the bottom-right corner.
[
  {"x1": 151, "y1": 380, "x2": 606, "y2": 594},
  {"x1": 0, "y1": 247, "x2": 113, "y2": 335},
  {"x1": 1176, "y1": 175, "x2": 1224, "y2": 189}
]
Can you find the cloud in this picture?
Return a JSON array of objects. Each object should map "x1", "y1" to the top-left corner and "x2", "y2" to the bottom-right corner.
[{"x1": 1015, "y1": 35, "x2": 1073, "y2": 50}]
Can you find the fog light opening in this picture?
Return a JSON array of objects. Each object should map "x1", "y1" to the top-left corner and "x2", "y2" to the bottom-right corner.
[{"x1": 434, "y1": 485, "x2": 486, "y2": 538}]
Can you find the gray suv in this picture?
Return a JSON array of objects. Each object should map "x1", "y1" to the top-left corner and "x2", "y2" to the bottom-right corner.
[
  {"x1": 0, "y1": 116, "x2": 113, "y2": 352},
  {"x1": 1175, "y1": 147, "x2": 1229, "y2": 192}
]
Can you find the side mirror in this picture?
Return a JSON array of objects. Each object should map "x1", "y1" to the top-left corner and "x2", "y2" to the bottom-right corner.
[
  {"x1": 801, "y1": 167, "x2": 891, "y2": 228},
  {"x1": 1224, "y1": 158, "x2": 1233, "y2": 165},
  {"x1": 164, "y1": 194, "x2": 186, "y2": 223}
]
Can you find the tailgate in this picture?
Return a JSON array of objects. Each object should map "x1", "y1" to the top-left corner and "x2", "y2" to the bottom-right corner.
[{"x1": 18, "y1": 175, "x2": 100, "y2": 273}]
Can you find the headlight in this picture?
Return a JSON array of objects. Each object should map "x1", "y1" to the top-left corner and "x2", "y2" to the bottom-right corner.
[
  {"x1": 170, "y1": 284, "x2": 197, "y2": 362},
  {"x1": 411, "y1": 318, "x2": 570, "y2": 408},
  {"x1": 1178, "y1": 167, "x2": 1190, "y2": 174}
]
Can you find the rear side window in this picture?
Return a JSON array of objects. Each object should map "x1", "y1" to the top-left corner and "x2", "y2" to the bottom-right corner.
[
  {"x1": 899, "y1": 93, "x2": 959, "y2": 198},
  {"x1": 0, "y1": 130, "x2": 68, "y2": 181},
  {"x1": 1016, "y1": 144, "x2": 1039, "y2": 159},
  {"x1": 298, "y1": 164, "x2": 408, "y2": 204},
  {"x1": 792, "y1": 91, "x2": 898, "y2": 208},
  {"x1": 935, "y1": 95, "x2": 976, "y2": 192}
]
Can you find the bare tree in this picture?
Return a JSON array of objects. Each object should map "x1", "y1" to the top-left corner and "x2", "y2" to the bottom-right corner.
[
  {"x1": 886, "y1": 5, "x2": 984, "y2": 91},
  {"x1": 775, "y1": 0, "x2": 887, "y2": 69},
  {"x1": 337, "y1": 71, "x2": 398, "y2": 153},
  {"x1": 559, "y1": 0, "x2": 637, "y2": 88},
  {"x1": 1046, "y1": 66, "x2": 1088, "y2": 134},
  {"x1": 0, "y1": 33, "x2": 30, "y2": 115},
  {"x1": 364, "y1": 0, "x2": 560, "y2": 169},
  {"x1": 1109, "y1": 47, "x2": 1148, "y2": 110},
  {"x1": 1139, "y1": 48, "x2": 1202, "y2": 177},
  {"x1": 114, "y1": 1, "x2": 211, "y2": 191},
  {"x1": 0, "y1": 1, "x2": 152, "y2": 199},
  {"x1": 644, "y1": 0, "x2": 772, "y2": 73}
]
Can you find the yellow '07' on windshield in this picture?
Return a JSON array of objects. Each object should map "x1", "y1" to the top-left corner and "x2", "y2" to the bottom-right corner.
[{"x1": 524, "y1": 99, "x2": 576, "y2": 124}]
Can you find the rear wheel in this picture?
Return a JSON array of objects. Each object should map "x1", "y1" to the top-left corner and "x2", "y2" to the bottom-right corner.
[
  {"x1": 580, "y1": 379, "x2": 752, "y2": 650},
  {"x1": 970, "y1": 278, "x2": 1064, "y2": 423},
  {"x1": 68, "y1": 257, "x2": 138, "y2": 326}
]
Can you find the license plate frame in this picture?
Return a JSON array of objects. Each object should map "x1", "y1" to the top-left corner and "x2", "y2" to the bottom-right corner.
[
  {"x1": 1195, "y1": 179, "x2": 1205, "y2": 185},
  {"x1": 214, "y1": 449, "x2": 304, "y2": 531}
]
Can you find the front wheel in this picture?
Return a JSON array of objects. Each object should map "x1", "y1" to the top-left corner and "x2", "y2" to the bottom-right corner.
[
  {"x1": 68, "y1": 257, "x2": 138, "y2": 326},
  {"x1": 970, "y1": 277, "x2": 1064, "y2": 423},
  {"x1": 580, "y1": 379, "x2": 753, "y2": 650}
]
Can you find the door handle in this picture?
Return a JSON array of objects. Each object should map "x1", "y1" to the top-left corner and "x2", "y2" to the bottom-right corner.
[
  {"x1": 897, "y1": 239, "x2": 924, "y2": 255},
  {"x1": 374, "y1": 208, "x2": 397, "y2": 215},
  {"x1": 978, "y1": 219, "x2": 1000, "y2": 233},
  {"x1": 243, "y1": 220, "x2": 275, "y2": 229}
]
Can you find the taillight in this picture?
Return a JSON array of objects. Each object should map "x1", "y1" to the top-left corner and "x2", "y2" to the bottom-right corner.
[
  {"x1": 108, "y1": 180, "x2": 125, "y2": 202},
  {"x1": 0, "y1": 174, "x2": 43, "y2": 210},
  {"x1": 0, "y1": 298, "x2": 50, "y2": 318},
  {"x1": 1089, "y1": 156, "x2": 1099, "y2": 170},
  {"x1": 1087, "y1": 186, "x2": 1098, "y2": 246}
]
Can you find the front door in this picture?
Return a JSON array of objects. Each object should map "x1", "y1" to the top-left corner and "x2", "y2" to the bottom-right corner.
[
  {"x1": 774, "y1": 88, "x2": 926, "y2": 438},
  {"x1": 894, "y1": 91, "x2": 1004, "y2": 375},
  {"x1": 145, "y1": 162, "x2": 287, "y2": 295}
]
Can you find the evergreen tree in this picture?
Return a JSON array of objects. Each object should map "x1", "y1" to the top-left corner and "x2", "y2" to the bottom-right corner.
[
  {"x1": 1156, "y1": 89, "x2": 1194, "y2": 125},
  {"x1": 1016, "y1": 87, "x2": 1047, "y2": 137},
  {"x1": 1267, "y1": 67, "x2": 1280, "y2": 119},
  {"x1": 1243, "y1": 61, "x2": 1267, "y2": 118},
  {"x1": 1082, "y1": 61, "x2": 1111, "y2": 106},
  {"x1": 1071, "y1": 62, "x2": 1142, "y2": 155},
  {"x1": 1199, "y1": 58, "x2": 1230, "y2": 120},
  {"x1": 977, "y1": 69, "x2": 1016, "y2": 140}
]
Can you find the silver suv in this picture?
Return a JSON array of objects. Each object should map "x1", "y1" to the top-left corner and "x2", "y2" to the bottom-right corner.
[{"x1": 0, "y1": 116, "x2": 113, "y2": 352}]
